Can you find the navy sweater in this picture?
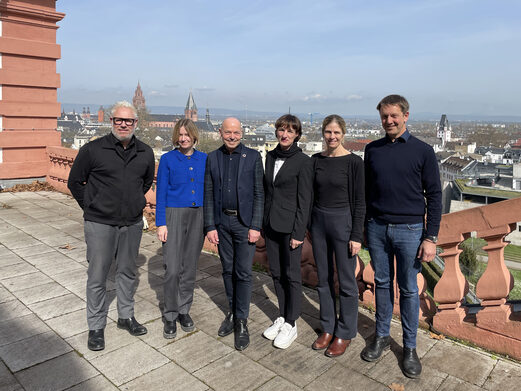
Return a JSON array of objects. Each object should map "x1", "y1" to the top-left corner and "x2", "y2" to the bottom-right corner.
[{"x1": 364, "y1": 130, "x2": 442, "y2": 237}]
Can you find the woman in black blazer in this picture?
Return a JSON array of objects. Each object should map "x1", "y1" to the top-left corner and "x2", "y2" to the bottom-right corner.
[{"x1": 262, "y1": 114, "x2": 313, "y2": 349}]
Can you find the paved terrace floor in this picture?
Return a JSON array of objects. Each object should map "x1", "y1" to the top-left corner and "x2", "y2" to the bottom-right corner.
[{"x1": 1, "y1": 191, "x2": 520, "y2": 391}]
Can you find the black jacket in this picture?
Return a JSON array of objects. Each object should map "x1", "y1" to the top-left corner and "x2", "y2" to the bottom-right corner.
[
  {"x1": 68, "y1": 134, "x2": 155, "y2": 226},
  {"x1": 203, "y1": 143, "x2": 264, "y2": 233},
  {"x1": 263, "y1": 149, "x2": 313, "y2": 241}
]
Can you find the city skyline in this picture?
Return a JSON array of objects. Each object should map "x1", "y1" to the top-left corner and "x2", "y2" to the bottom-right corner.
[{"x1": 57, "y1": 0, "x2": 521, "y2": 117}]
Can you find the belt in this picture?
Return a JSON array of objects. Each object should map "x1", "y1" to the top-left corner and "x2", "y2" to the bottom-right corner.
[{"x1": 223, "y1": 209, "x2": 238, "y2": 216}]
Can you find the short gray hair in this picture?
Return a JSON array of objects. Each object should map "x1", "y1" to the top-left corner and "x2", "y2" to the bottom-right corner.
[{"x1": 111, "y1": 101, "x2": 137, "y2": 117}]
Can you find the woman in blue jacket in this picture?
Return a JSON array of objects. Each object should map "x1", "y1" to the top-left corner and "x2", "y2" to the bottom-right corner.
[{"x1": 156, "y1": 119, "x2": 207, "y2": 339}]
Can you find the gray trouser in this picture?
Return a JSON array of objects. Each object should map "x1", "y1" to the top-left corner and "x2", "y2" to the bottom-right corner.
[
  {"x1": 163, "y1": 207, "x2": 204, "y2": 322},
  {"x1": 84, "y1": 220, "x2": 143, "y2": 330}
]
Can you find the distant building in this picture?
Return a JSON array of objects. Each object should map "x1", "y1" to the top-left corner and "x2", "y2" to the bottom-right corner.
[
  {"x1": 133, "y1": 82, "x2": 146, "y2": 110},
  {"x1": 149, "y1": 114, "x2": 183, "y2": 129},
  {"x1": 185, "y1": 91, "x2": 198, "y2": 121},
  {"x1": 436, "y1": 114, "x2": 452, "y2": 148}
]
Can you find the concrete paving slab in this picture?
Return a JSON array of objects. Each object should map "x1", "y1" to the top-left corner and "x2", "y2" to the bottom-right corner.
[
  {"x1": 10, "y1": 243, "x2": 55, "y2": 258},
  {"x1": 28, "y1": 293, "x2": 86, "y2": 321},
  {"x1": 23, "y1": 250, "x2": 77, "y2": 267},
  {"x1": 0, "y1": 360, "x2": 23, "y2": 391},
  {"x1": 90, "y1": 340, "x2": 169, "y2": 386},
  {"x1": 0, "y1": 261, "x2": 38, "y2": 280},
  {"x1": 37, "y1": 258, "x2": 86, "y2": 276},
  {"x1": 193, "y1": 351, "x2": 275, "y2": 391},
  {"x1": 0, "y1": 330, "x2": 72, "y2": 372},
  {"x1": 15, "y1": 281, "x2": 71, "y2": 305},
  {"x1": 256, "y1": 376, "x2": 302, "y2": 391},
  {"x1": 135, "y1": 318, "x2": 187, "y2": 350},
  {"x1": 47, "y1": 309, "x2": 88, "y2": 338},
  {"x1": 107, "y1": 296, "x2": 162, "y2": 324},
  {"x1": 482, "y1": 359, "x2": 521, "y2": 391},
  {"x1": 421, "y1": 340, "x2": 497, "y2": 387},
  {"x1": 0, "y1": 299, "x2": 31, "y2": 321},
  {"x1": 0, "y1": 313, "x2": 51, "y2": 346},
  {"x1": 15, "y1": 351, "x2": 99, "y2": 391},
  {"x1": 66, "y1": 375, "x2": 119, "y2": 391},
  {"x1": 120, "y1": 362, "x2": 209, "y2": 391},
  {"x1": 65, "y1": 323, "x2": 137, "y2": 361},
  {"x1": 258, "y1": 341, "x2": 335, "y2": 388},
  {"x1": 194, "y1": 275, "x2": 226, "y2": 300},
  {"x1": 52, "y1": 268, "x2": 88, "y2": 287},
  {"x1": 1, "y1": 271, "x2": 53, "y2": 292},
  {"x1": 437, "y1": 375, "x2": 482, "y2": 391},
  {"x1": 0, "y1": 253, "x2": 24, "y2": 268},
  {"x1": 0, "y1": 285, "x2": 16, "y2": 303},
  {"x1": 304, "y1": 362, "x2": 388, "y2": 391},
  {"x1": 160, "y1": 330, "x2": 233, "y2": 373}
]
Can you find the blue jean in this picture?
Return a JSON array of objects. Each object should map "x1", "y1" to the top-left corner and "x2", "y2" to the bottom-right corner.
[{"x1": 366, "y1": 218, "x2": 423, "y2": 348}]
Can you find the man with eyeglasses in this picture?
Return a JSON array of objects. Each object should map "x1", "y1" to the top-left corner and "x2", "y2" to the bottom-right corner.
[{"x1": 68, "y1": 101, "x2": 155, "y2": 351}]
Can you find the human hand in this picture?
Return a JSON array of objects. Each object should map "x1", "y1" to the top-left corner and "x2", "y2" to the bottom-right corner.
[
  {"x1": 290, "y1": 238, "x2": 303, "y2": 249},
  {"x1": 349, "y1": 241, "x2": 361, "y2": 256},
  {"x1": 417, "y1": 240, "x2": 437, "y2": 262},
  {"x1": 207, "y1": 229, "x2": 219, "y2": 245},
  {"x1": 157, "y1": 225, "x2": 168, "y2": 242},
  {"x1": 248, "y1": 229, "x2": 260, "y2": 243}
]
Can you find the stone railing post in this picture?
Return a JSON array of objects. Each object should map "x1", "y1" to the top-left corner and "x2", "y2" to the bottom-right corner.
[
  {"x1": 475, "y1": 224, "x2": 516, "y2": 336},
  {"x1": 433, "y1": 235, "x2": 468, "y2": 331}
]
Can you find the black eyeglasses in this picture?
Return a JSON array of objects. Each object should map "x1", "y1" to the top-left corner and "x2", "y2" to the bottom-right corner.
[{"x1": 112, "y1": 117, "x2": 136, "y2": 126}]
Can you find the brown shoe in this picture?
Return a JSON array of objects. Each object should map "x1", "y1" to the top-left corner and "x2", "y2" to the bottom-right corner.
[
  {"x1": 325, "y1": 337, "x2": 351, "y2": 357},
  {"x1": 312, "y1": 332, "x2": 333, "y2": 350}
]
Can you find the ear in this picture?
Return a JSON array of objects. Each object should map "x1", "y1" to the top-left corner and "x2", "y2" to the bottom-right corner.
[{"x1": 403, "y1": 111, "x2": 409, "y2": 122}]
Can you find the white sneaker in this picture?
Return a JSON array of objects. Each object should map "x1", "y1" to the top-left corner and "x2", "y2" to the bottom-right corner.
[
  {"x1": 263, "y1": 317, "x2": 285, "y2": 340},
  {"x1": 273, "y1": 322, "x2": 297, "y2": 349}
]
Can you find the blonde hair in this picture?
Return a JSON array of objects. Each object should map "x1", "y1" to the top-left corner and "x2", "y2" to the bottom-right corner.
[{"x1": 172, "y1": 118, "x2": 199, "y2": 146}]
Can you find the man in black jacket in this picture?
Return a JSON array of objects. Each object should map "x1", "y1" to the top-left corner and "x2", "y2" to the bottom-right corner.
[{"x1": 68, "y1": 101, "x2": 155, "y2": 351}]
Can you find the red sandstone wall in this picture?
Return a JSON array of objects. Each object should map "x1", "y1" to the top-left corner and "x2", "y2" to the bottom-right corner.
[{"x1": 0, "y1": 0, "x2": 65, "y2": 179}]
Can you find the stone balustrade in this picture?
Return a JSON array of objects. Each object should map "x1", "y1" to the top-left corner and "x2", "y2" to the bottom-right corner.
[{"x1": 45, "y1": 146, "x2": 521, "y2": 359}]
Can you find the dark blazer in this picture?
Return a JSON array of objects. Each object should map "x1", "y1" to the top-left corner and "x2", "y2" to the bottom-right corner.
[
  {"x1": 263, "y1": 149, "x2": 313, "y2": 241},
  {"x1": 203, "y1": 144, "x2": 264, "y2": 233}
]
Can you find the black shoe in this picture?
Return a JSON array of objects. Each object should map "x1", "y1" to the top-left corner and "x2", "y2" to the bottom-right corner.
[
  {"x1": 163, "y1": 321, "x2": 177, "y2": 339},
  {"x1": 117, "y1": 316, "x2": 148, "y2": 336},
  {"x1": 402, "y1": 347, "x2": 422, "y2": 378},
  {"x1": 234, "y1": 318, "x2": 249, "y2": 351},
  {"x1": 218, "y1": 312, "x2": 234, "y2": 337},
  {"x1": 361, "y1": 335, "x2": 391, "y2": 362},
  {"x1": 87, "y1": 329, "x2": 105, "y2": 351},
  {"x1": 178, "y1": 313, "x2": 195, "y2": 332}
]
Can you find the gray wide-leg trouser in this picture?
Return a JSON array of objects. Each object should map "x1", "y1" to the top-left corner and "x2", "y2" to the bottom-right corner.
[
  {"x1": 162, "y1": 207, "x2": 204, "y2": 322},
  {"x1": 84, "y1": 220, "x2": 143, "y2": 330}
]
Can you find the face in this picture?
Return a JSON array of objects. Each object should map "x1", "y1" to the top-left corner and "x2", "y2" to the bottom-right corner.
[
  {"x1": 379, "y1": 104, "x2": 409, "y2": 140},
  {"x1": 111, "y1": 107, "x2": 137, "y2": 143},
  {"x1": 276, "y1": 126, "x2": 298, "y2": 150},
  {"x1": 323, "y1": 121, "x2": 344, "y2": 149},
  {"x1": 219, "y1": 118, "x2": 242, "y2": 151},
  {"x1": 177, "y1": 126, "x2": 194, "y2": 150}
]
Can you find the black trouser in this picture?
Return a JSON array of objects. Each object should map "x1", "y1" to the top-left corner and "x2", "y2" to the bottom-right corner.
[
  {"x1": 265, "y1": 225, "x2": 303, "y2": 323},
  {"x1": 310, "y1": 205, "x2": 358, "y2": 340},
  {"x1": 216, "y1": 214, "x2": 256, "y2": 319}
]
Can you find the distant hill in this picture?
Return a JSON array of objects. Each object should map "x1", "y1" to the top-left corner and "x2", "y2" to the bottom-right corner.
[{"x1": 60, "y1": 103, "x2": 521, "y2": 123}]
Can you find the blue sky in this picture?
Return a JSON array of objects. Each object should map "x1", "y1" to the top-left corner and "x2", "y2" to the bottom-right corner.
[{"x1": 57, "y1": 0, "x2": 521, "y2": 117}]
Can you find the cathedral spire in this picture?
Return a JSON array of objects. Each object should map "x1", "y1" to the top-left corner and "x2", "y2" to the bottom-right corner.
[
  {"x1": 132, "y1": 81, "x2": 146, "y2": 110},
  {"x1": 184, "y1": 91, "x2": 198, "y2": 121}
]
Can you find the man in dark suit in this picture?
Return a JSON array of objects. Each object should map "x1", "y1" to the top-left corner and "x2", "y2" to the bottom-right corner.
[{"x1": 204, "y1": 117, "x2": 264, "y2": 351}]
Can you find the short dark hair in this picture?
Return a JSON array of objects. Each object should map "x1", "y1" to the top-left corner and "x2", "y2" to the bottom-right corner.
[
  {"x1": 322, "y1": 114, "x2": 346, "y2": 135},
  {"x1": 275, "y1": 114, "x2": 302, "y2": 142},
  {"x1": 376, "y1": 95, "x2": 409, "y2": 114}
]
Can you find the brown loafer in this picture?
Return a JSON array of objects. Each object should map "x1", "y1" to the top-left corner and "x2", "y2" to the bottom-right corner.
[
  {"x1": 312, "y1": 332, "x2": 333, "y2": 350},
  {"x1": 325, "y1": 337, "x2": 351, "y2": 357}
]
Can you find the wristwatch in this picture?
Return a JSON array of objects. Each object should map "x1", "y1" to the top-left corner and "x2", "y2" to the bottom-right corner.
[{"x1": 424, "y1": 235, "x2": 438, "y2": 244}]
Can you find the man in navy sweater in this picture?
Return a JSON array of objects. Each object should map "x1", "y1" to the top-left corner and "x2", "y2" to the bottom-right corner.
[{"x1": 362, "y1": 95, "x2": 441, "y2": 378}]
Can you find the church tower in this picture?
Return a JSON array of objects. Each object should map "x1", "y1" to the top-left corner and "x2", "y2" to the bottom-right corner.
[
  {"x1": 185, "y1": 91, "x2": 198, "y2": 121},
  {"x1": 133, "y1": 82, "x2": 146, "y2": 110}
]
